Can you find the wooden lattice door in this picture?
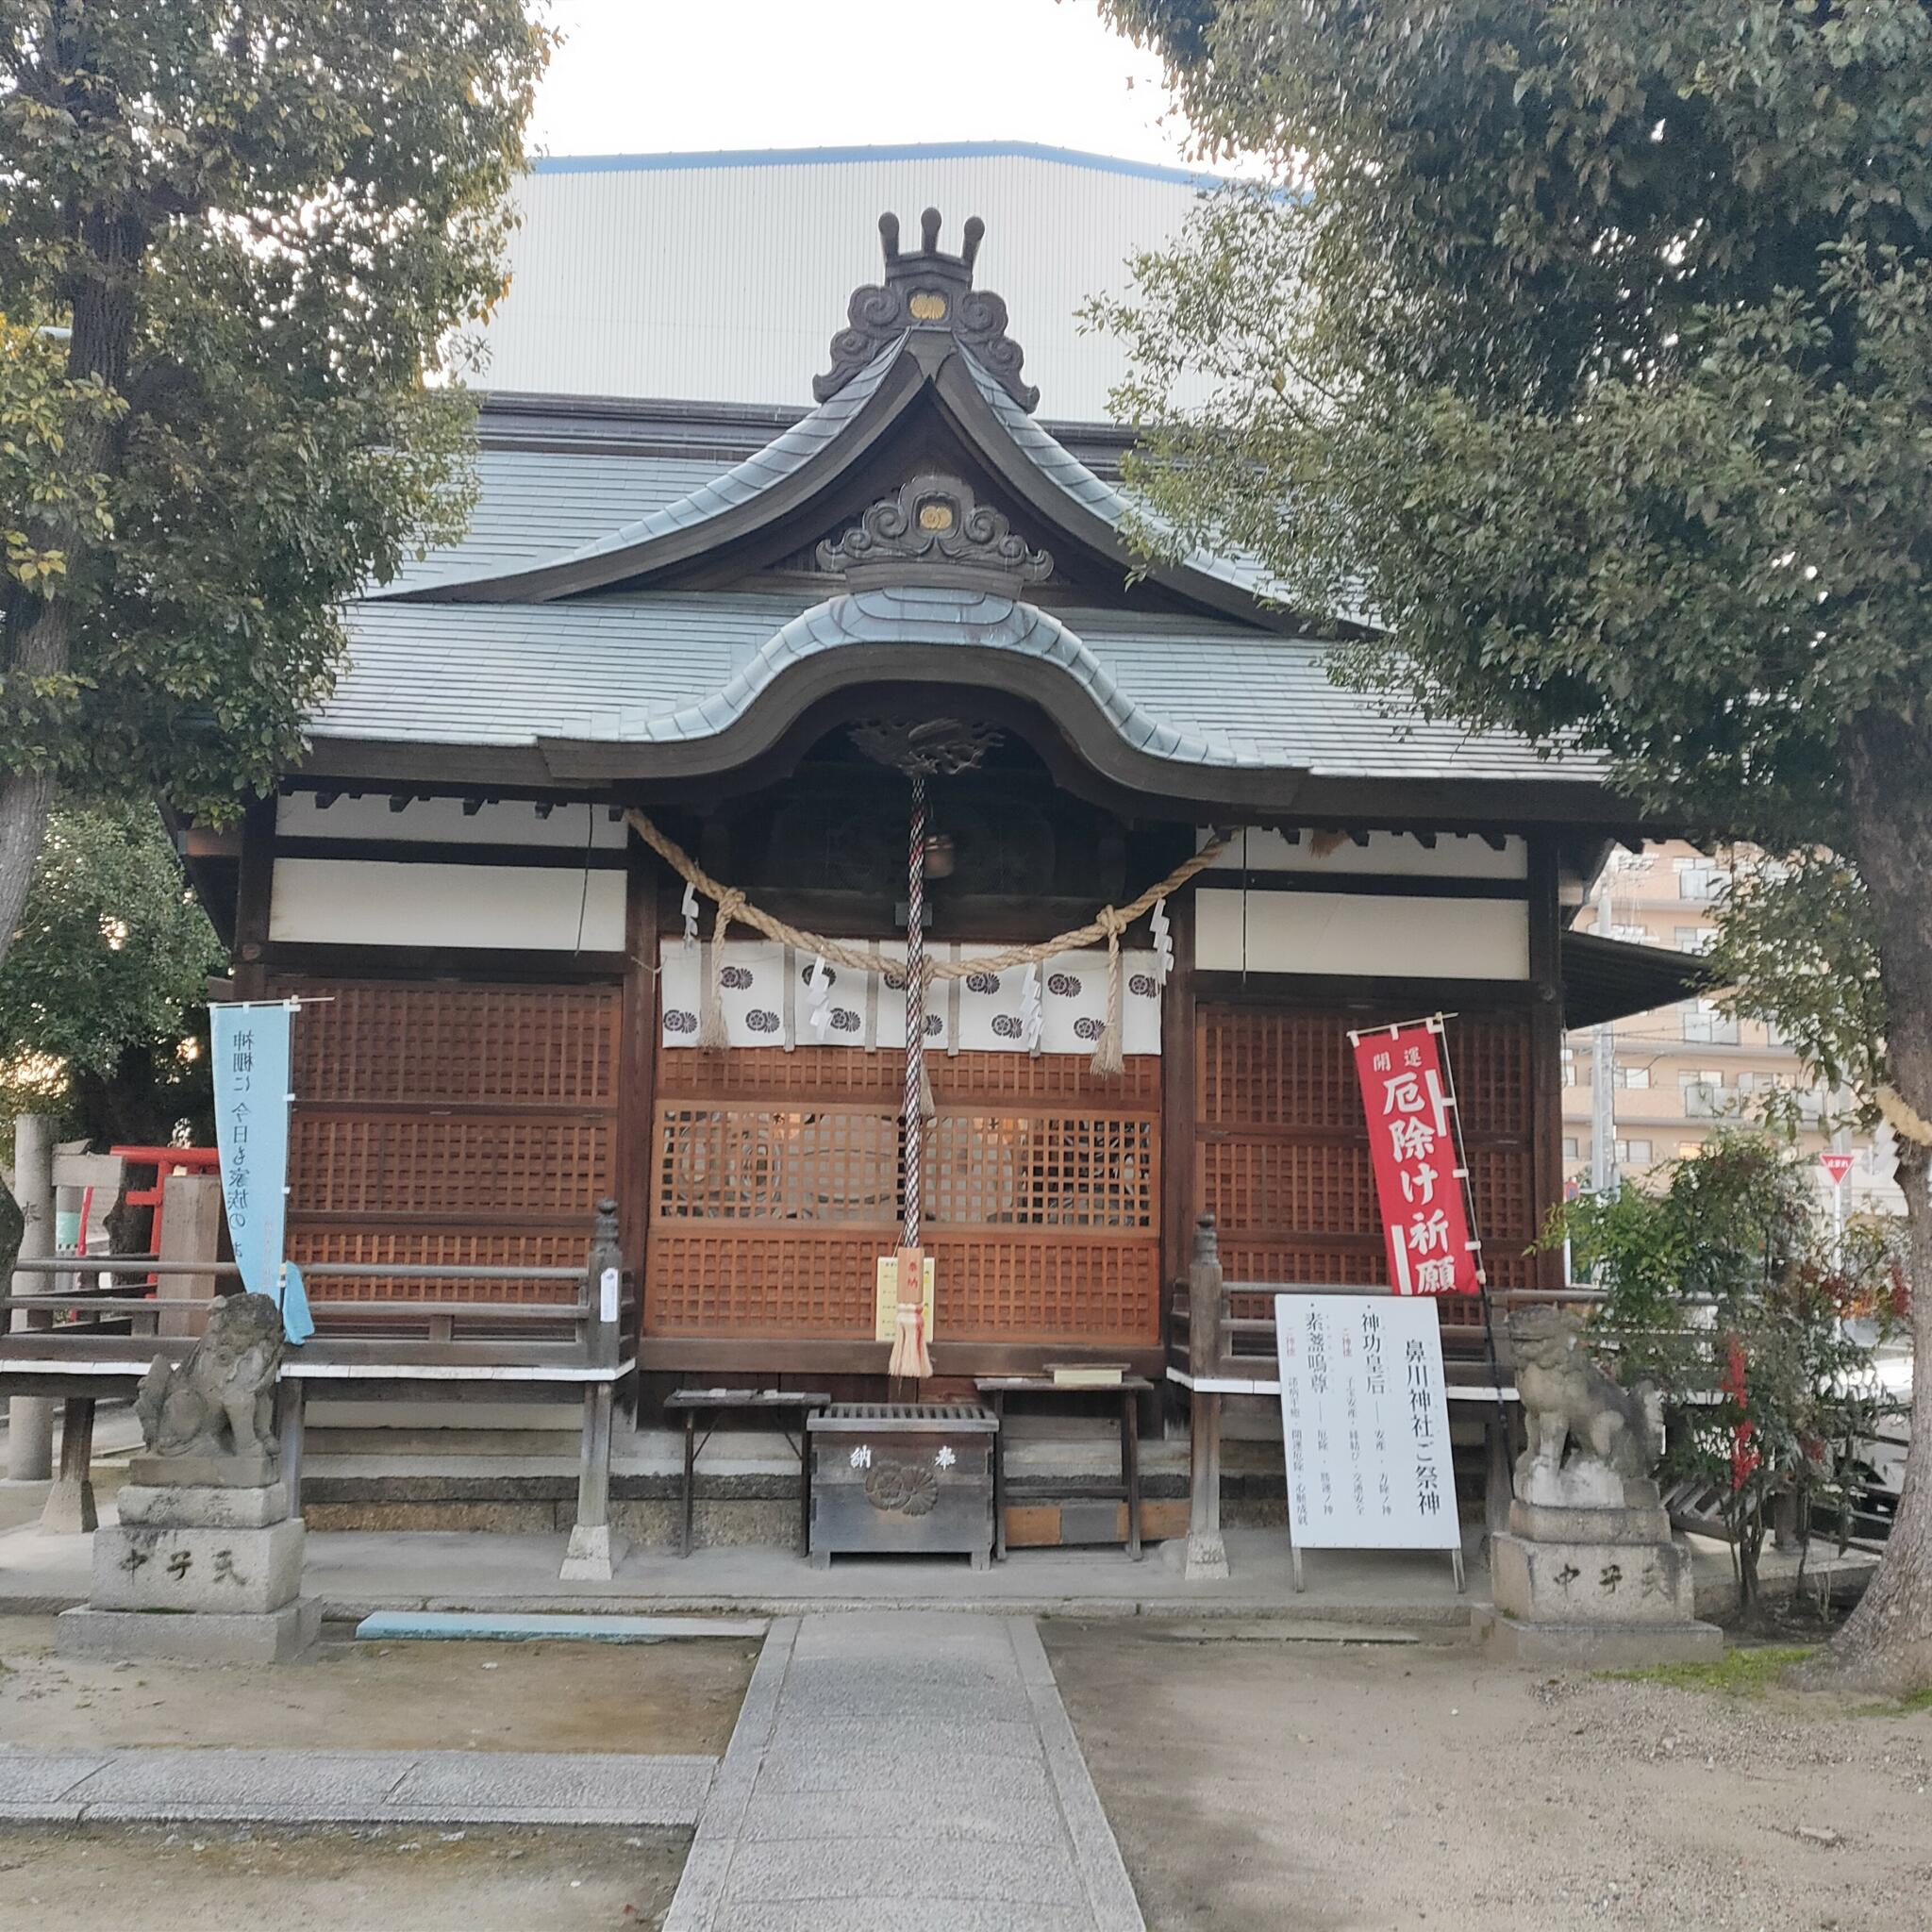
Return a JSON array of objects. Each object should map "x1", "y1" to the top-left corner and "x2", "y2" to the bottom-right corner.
[
  {"x1": 1195, "y1": 1004, "x2": 1539, "y2": 1338},
  {"x1": 645, "y1": 1045, "x2": 1161, "y2": 1347},
  {"x1": 276, "y1": 977, "x2": 622, "y2": 1303}
]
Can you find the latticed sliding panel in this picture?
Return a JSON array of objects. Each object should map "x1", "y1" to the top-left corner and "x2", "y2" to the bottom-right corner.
[
  {"x1": 646, "y1": 1230, "x2": 889, "y2": 1333},
  {"x1": 655, "y1": 1106, "x2": 899, "y2": 1222},
  {"x1": 1199, "y1": 1004, "x2": 1541, "y2": 1321},
  {"x1": 929, "y1": 1234, "x2": 1158, "y2": 1343},
  {"x1": 645, "y1": 1045, "x2": 1160, "y2": 1344},
  {"x1": 288, "y1": 1227, "x2": 585, "y2": 1304},
  {"x1": 926, "y1": 1115, "x2": 1155, "y2": 1229},
  {"x1": 284, "y1": 979, "x2": 619, "y2": 1107},
  {"x1": 646, "y1": 1229, "x2": 1158, "y2": 1343},
  {"x1": 1199, "y1": 1141, "x2": 1377, "y2": 1239},
  {"x1": 291, "y1": 1114, "x2": 613, "y2": 1221},
  {"x1": 275, "y1": 977, "x2": 621, "y2": 1302},
  {"x1": 655, "y1": 1047, "x2": 1158, "y2": 1107}
]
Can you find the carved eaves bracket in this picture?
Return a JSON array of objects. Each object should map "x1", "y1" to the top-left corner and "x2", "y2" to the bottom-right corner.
[{"x1": 818, "y1": 472, "x2": 1053, "y2": 592}]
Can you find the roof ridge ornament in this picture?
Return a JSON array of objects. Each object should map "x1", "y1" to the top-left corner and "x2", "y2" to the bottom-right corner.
[
  {"x1": 814, "y1": 208, "x2": 1040, "y2": 413},
  {"x1": 818, "y1": 471, "x2": 1053, "y2": 591}
]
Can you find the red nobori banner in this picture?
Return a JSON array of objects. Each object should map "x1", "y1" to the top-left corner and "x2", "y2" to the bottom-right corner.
[{"x1": 1350, "y1": 1020, "x2": 1484, "y2": 1296}]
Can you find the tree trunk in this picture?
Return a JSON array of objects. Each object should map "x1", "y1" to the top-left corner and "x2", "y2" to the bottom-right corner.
[{"x1": 1816, "y1": 706, "x2": 1932, "y2": 1693}]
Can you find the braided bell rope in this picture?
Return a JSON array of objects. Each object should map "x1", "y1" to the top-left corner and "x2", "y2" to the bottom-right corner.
[
  {"x1": 625, "y1": 809, "x2": 1230, "y2": 1074},
  {"x1": 904, "y1": 773, "x2": 927, "y2": 1248}
]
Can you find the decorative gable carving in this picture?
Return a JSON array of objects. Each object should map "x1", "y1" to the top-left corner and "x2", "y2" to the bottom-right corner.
[
  {"x1": 815, "y1": 208, "x2": 1040, "y2": 413},
  {"x1": 817, "y1": 473, "x2": 1053, "y2": 591}
]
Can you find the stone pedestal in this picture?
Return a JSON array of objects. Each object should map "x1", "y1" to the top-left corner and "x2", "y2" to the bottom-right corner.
[
  {"x1": 58, "y1": 1455, "x2": 321, "y2": 1664},
  {"x1": 1477, "y1": 1467, "x2": 1721, "y2": 1666}
]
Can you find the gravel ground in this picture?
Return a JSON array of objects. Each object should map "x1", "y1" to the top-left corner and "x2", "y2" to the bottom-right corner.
[
  {"x1": 0, "y1": 1616, "x2": 757, "y2": 1755},
  {"x1": 0, "y1": 1822, "x2": 685, "y2": 1931},
  {"x1": 1044, "y1": 1624, "x2": 1932, "y2": 1932}
]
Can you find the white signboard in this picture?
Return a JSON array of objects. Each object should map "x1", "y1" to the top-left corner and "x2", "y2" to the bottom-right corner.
[{"x1": 1275, "y1": 1293, "x2": 1459, "y2": 1553}]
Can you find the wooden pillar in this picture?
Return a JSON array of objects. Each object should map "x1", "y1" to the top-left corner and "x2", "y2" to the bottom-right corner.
[
  {"x1": 561, "y1": 1198, "x2": 627, "y2": 1581},
  {"x1": 1184, "y1": 1211, "x2": 1229, "y2": 1582},
  {"x1": 277, "y1": 1379, "x2": 307, "y2": 1517},
  {"x1": 1158, "y1": 881, "x2": 1198, "y2": 1393},
  {"x1": 6, "y1": 1114, "x2": 56, "y2": 1482},
  {"x1": 39, "y1": 1397, "x2": 97, "y2": 1532},
  {"x1": 231, "y1": 794, "x2": 275, "y2": 1001},
  {"x1": 1525, "y1": 836, "x2": 1567, "y2": 1291},
  {"x1": 618, "y1": 836, "x2": 660, "y2": 1372},
  {"x1": 158, "y1": 1173, "x2": 224, "y2": 1339}
]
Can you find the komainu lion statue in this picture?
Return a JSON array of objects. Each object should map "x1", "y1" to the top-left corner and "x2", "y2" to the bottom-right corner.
[
  {"x1": 1508, "y1": 1305, "x2": 1661, "y2": 1483},
  {"x1": 135, "y1": 1291, "x2": 285, "y2": 1461}
]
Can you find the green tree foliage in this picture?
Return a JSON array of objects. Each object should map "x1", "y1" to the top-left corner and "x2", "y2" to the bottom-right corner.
[
  {"x1": 1096, "y1": 0, "x2": 1932, "y2": 1690},
  {"x1": 0, "y1": 1, "x2": 553, "y2": 959},
  {"x1": 1551, "y1": 1135, "x2": 1907, "y2": 1607},
  {"x1": 0, "y1": 802, "x2": 223, "y2": 1145},
  {"x1": 1707, "y1": 852, "x2": 1890, "y2": 1129}
]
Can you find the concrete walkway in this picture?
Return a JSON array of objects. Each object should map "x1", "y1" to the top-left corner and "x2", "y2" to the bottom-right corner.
[
  {"x1": 0, "y1": 1744, "x2": 713, "y2": 1827},
  {"x1": 667, "y1": 1613, "x2": 1142, "y2": 1932},
  {"x1": 0, "y1": 1515, "x2": 1874, "y2": 1626}
]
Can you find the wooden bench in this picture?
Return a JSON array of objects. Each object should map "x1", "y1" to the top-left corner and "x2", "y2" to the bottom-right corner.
[
  {"x1": 0, "y1": 1205, "x2": 635, "y2": 1579},
  {"x1": 661, "y1": 1389, "x2": 830, "y2": 1557}
]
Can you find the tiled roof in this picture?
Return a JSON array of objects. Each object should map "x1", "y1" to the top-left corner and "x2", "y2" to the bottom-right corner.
[
  {"x1": 317, "y1": 590, "x2": 1591, "y2": 783},
  {"x1": 375, "y1": 341, "x2": 905, "y2": 600}
]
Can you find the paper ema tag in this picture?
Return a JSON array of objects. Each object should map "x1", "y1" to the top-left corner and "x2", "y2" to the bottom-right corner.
[
  {"x1": 873, "y1": 1254, "x2": 936, "y2": 1343},
  {"x1": 599, "y1": 1265, "x2": 621, "y2": 1324}
]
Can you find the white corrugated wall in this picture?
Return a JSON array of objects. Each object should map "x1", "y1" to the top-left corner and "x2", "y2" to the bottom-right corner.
[{"x1": 474, "y1": 148, "x2": 1215, "y2": 418}]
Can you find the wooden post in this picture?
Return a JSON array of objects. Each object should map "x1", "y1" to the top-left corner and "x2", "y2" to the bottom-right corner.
[
  {"x1": 277, "y1": 1378, "x2": 307, "y2": 1517},
  {"x1": 40, "y1": 1397, "x2": 97, "y2": 1533},
  {"x1": 561, "y1": 1198, "x2": 627, "y2": 1581},
  {"x1": 158, "y1": 1173, "x2": 224, "y2": 1339},
  {"x1": 1184, "y1": 1212, "x2": 1229, "y2": 1582},
  {"x1": 6, "y1": 1114, "x2": 56, "y2": 1483}
]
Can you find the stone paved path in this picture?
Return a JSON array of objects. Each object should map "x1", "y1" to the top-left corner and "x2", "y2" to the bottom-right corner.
[
  {"x1": 666, "y1": 1612, "x2": 1143, "y2": 1932},
  {"x1": 0, "y1": 1745, "x2": 712, "y2": 1826}
]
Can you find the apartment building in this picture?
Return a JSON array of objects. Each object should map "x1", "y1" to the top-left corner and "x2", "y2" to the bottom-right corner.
[{"x1": 1561, "y1": 841, "x2": 1905, "y2": 1215}]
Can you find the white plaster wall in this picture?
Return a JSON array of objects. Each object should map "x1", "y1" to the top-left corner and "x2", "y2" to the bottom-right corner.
[
  {"x1": 1201, "y1": 828, "x2": 1527, "y2": 880},
  {"x1": 275, "y1": 794, "x2": 625, "y2": 849},
  {"x1": 268, "y1": 858, "x2": 625, "y2": 952},
  {"x1": 1195, "y1": 887, "x2": 1529, "y2": 980}
]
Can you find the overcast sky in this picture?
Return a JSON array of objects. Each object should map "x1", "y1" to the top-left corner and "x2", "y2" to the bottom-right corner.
[{"x1": 527, "y1": 0, "x2": 1195, "y2": 167}]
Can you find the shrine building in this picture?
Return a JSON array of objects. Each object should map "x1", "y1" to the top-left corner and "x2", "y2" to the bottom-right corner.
[{"x1": 183, "y1": 163, "x2": 1699, "y2": 1438}]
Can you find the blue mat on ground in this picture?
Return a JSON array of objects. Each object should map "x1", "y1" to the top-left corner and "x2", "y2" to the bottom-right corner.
[{"x1": 353, "y1": 1610, "x2": 767, "y2": 1643}]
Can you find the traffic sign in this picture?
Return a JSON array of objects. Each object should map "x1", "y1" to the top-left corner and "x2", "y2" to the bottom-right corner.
[{"x1": 1819, "y1": 1152, "x2": 1855, "y2": 1186}]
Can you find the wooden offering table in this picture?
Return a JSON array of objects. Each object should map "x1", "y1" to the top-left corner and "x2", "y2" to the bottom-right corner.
[
  {"x1": 662, "y1": 1389, "x2": 831, "y2": 1557},
  {"x1": 976, "y1": 1375, "x2": 1152, "y2": 1562}
]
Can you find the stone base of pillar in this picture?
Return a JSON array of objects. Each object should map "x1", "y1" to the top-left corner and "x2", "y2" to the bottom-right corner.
[
  {"x1": 57, "y1": 1598, "x2": 323, "y2": 1664},
  {"x1": 559, "y1": 1523, "x2": 628, "y2": 1582},
  {"x1": 38, "y1": 1474, "x2": 96, "y2": 1534},
  {"x1": 1472, "y1": 1606, "x2": 1721, "y2": 1667},
  {"x1": 1183, "y1": 1530, "x2": 1229, "y2": 1582}
]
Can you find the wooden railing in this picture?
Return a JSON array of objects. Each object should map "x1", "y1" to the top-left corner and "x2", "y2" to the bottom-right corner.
[
  {"x1": 0, "y1": 1200, "x2": 637, "y2": 1574},
  {"x1": 1166, "y1": 1212, "x2": 1604, "y2": 1391},
  {"x1": 0, "y1": 1252, "x2": 634, "y2": 1370}
]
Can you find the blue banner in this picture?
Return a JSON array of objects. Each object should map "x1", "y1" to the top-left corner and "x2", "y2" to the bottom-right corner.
[{"x1": 211, "y1": 1002, "x2": 313, "y2": 1344}]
